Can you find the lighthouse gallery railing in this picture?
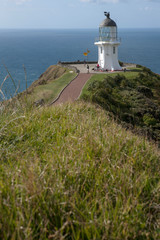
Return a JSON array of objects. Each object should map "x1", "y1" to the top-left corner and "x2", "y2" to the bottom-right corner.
[{"x1": 95, "y1": 37, "x2": 121, "y2": 42}]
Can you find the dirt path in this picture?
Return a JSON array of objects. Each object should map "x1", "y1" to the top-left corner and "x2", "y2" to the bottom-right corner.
[{"x1": 53, "y1": 73, "x2": 92, "y2": 105}]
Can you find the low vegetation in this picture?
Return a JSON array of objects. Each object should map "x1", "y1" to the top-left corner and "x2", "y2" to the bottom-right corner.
[
  {"x1": 0, "y1": 65, "x2": 160, "y2": 239},
  {"x1": 19, "y1": 65, "x2": 77, "y2": 105},
  {"x1": 81, "y1": 67, "x2": 160, "y2": 145},
  {"x1": 0, "y1": 100, "x2": 160, "y2": 239}
]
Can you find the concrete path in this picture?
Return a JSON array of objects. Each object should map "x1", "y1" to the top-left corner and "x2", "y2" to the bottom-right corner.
[
  {"x1": 52, "y1": 62, "x2": 136, "y2": 105},
  {"x1": 71, "y1": 64, "x2": 96, "y2": 74},
  {"x1": 70, "y1": 63, "x2": 137, "y2": 74},
  {"x1": 53, "y1": 73, "x2": 92, "y2": 105}
]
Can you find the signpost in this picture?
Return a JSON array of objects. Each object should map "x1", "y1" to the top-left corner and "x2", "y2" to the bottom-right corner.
[{"x1": 83, "y1": 49, "x2": 90, "y2": 64}]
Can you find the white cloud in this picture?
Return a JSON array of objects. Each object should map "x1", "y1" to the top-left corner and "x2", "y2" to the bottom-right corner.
[
  {"x1": 15, "y1": 0, "x2": 31, "y2": 4},
  {"x1": 147, "y1": 0, "x2": 160, "y2": 2},
  {"x1": 100, "y1": 0, "x2": 119, "y2": 2},
  {"x1": 80, "y1": 0, "x2": 120, "y2": 3},
  {"x1": 139, "y1": 5, "x2": 152, "y2": 11},
  {"x1": 144, "y1": 6, "x2": 149, "y2": 10},
  {"x1": 5, "y1": 0, "x2": 31, "y2": 5},
  {"x1": 80, "y1": 0, "x2": 160, "y2": 2},
  {"x1": 80, "y1": 0, "x2": 96, "y2": 2},
  {"x1": 80, "y1": 0, "x2": 94, "y2": 2},
  {"x1": 80, "y1": 0, "x2": 95, "y2": 2},
  {"x1": 144, "y1": 6, "x2": 152, "y2": 10}
]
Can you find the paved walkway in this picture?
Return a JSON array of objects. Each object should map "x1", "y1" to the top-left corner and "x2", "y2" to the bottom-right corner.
[
  {"x1": 70, "y1": 63, "x2": 137, "y2": 74},
  {"x1": 53, "y1": 62, "x2": 136, "y2": 105},
  {"x1": 54, "y1": 73, "x2": 92, "y2": 105},
  {"x1": 71, "y1": 64, "x2": 96, "y2": 74}
]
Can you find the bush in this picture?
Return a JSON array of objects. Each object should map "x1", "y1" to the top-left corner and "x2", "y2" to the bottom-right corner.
[
  {"x1": 119, "y1": 60, "x2": 124, "y2": 67},
  {"x1": 137, "y1": 86, "x2": 153, "y2": 98},
  {"x1": 143, "y1": 114, "x2": 157, "y2": 126},
  {"x1": 136, "y1": 64, "x2": 143, "y2": 68},
  {"x1": 84, "y1": 71, "x2": 160, "y2": 143}
]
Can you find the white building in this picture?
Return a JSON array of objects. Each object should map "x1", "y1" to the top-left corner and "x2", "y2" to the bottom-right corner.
[{"x1": 95, "y1": 12, "x2": 122, "y2": 71}]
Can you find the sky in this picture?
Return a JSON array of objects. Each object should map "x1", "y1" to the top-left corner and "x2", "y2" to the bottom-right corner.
[{"x1": 0, "y1": 0, "x2": 160, "y2": 29}]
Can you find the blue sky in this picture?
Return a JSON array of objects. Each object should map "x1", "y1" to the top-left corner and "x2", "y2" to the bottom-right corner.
[{"x1": 0, "y1": 0, "x2": 160, "y2": 29}]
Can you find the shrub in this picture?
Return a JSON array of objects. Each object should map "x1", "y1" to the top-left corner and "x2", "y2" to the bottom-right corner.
[
  {"x1": 137, "y1": 86, "x2": 153, "y2": 98},
  {"x1": 143, "y1": 114, "x2": 157, "y2": 126},
  {"x1": 119, "y1": 60, "x2": 124, "y2": 67},
  {"x1": 136, "y1": 64, "x2": 143, "y2": 68},
  {"x1": 83, "y1": 71, "x2": 160, "y2": 143}
]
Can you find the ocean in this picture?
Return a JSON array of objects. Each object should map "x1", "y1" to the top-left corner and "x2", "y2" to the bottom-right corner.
[{"x1": 0, "y1": 28, "x2": 160, "y2": 100}]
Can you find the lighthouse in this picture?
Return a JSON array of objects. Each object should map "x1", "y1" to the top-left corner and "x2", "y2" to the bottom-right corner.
[{"x1": 95, "y1": 12, "x2": 122, "y2": 71}]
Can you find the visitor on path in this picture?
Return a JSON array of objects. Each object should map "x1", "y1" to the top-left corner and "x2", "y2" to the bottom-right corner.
[{"x1": 87, "y1": 65, "x2": 89, "y2": 73}]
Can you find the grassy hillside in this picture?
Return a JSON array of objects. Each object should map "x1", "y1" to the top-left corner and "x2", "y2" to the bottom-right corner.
[
  {"x1": 81, "y1": 67, "x2": 160, "y2": 145},
  {"x1": 20, "y1": 65, "x2": 77, "y2": 105},
  {"x1": 0, "y1": 101, "x2": 160, "y2": 239}
]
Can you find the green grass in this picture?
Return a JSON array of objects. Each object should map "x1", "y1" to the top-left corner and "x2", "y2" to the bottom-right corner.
[
  {"x1": 127, "y1": 67, "x2": 143, "y2": 72},
  {"x1": 80, "y1": 67, "x2": 160, "y2": 143},
  {"x1": 80, "y1": 70, "x2": 142, "y2": 98},
  {"x1": 29, "y1": 71, "x2": 77, "y2": 104},
  {"x1": 0, "y1": 101, "x2": 160, "y2": 239}
]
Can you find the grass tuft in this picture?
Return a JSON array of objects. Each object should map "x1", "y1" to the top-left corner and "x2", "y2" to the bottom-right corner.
[{"x1": 0, "y1": 101, "x2": 159, "y2": 239}]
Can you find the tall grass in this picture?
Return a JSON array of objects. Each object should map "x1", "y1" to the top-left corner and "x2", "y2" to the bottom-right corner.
[{"x1": 0, "y1": 101, "x2": 159, "y2": 239}]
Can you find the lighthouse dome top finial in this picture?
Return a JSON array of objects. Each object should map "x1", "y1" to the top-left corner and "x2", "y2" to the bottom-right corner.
[{"x1": 99, "y1": 12, "x2": 117, "y2": 27}]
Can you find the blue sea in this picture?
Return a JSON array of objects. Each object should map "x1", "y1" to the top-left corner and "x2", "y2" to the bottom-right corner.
[{"x1": 0, "y1": 28, "x2": 160, "y2": 100}]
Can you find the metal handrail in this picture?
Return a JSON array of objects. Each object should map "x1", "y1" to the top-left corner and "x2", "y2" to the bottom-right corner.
[{"x1": 95, "y1": 37, "x2": 121, "y2": 42}]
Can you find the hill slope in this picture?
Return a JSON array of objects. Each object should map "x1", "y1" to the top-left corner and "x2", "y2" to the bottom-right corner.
[
  {"x1": 19, "y1": 65, "x2": 77, "y2": 105},
  {"x1": 0, "y1": 102, "x2": 160, "y2": 239},
  {"x1": 81, "y1": 67, "x2": 160, "y2": 144}
]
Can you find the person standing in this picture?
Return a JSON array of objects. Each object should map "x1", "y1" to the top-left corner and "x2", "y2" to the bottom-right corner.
[{"x1": 87, "y1": 65, "x2": 89, "y2": 73}]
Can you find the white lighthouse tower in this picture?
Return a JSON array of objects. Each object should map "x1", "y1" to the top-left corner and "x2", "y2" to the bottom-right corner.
[{"x1": 95, "y1": 12, "x2": 122, "y2": 71}]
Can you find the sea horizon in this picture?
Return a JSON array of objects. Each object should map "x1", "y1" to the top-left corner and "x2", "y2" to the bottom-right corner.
[
  {"x1": 0, "y1": 27, "x2": 160, "y2": 29},
  {"x1": 0, "y1": 28, "x2": 160, "y2": 100}
]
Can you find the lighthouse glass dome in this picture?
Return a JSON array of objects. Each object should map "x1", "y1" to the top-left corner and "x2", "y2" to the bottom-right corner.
[
  {"x1": 99, "y1": 12, "x2": 118, "y2": 42},
  {"x1": 99, "y1": 27, "x2": 117, "y2": 41}
]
